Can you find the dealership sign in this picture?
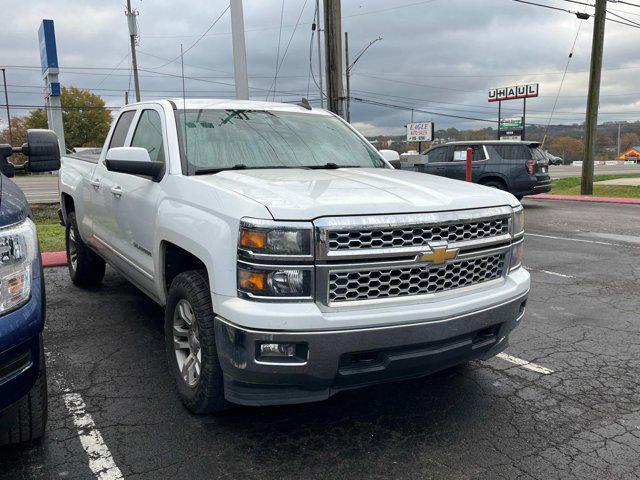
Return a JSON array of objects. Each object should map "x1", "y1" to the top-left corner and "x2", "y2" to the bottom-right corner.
[
  {"x1": 499, "y1": 117, "x2": 523, "y2": 130},
  {"x1": 406, "y1": 122, "x2": 434, "y2": 142},
  {"x1": 488, "y1": 84, "x2": 538, "y2": 103}
]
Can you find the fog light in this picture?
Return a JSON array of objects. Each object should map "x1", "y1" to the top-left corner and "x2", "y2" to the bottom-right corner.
[{"x1": 259, "y1": 343, "x2": 297, "y2": 357}]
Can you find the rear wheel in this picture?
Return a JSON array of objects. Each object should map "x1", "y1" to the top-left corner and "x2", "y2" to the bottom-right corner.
[
  {"x1": 66, "y1": 212, "x2": 105, "y2": 287},
  {"x1": 481, "y1": 180, "x2": 507, "y2": 191},
  {"x1": 164, "y1": 270, "x2": 228, "y2": 414},
  {"x1": 0, "y1": 346, "x2": 48, "y2": 446}
]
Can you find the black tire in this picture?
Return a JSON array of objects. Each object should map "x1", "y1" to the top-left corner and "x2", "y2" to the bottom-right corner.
[
  {"x1": 0, "y1": 346, "x2": 48, "y2": 446},
  {"x1": 66, "y1": 211, "x2": 105, "y2": 287},
  {"x1": 164, "y1": 270, "x2": 228, "y2": 414},
  {"x1": 481, "y1": 180, "x2": 507, "y2": 191}
]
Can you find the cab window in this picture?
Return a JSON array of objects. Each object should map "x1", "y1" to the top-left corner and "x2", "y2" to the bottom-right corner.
[{"x1": 130, "y1": 110, "x2": 165, "y2": 163}]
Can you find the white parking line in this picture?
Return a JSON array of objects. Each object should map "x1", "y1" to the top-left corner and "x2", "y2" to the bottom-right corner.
[
  {"x1": 62, "y1": 393, "x2": 124, "y2": 480},
  {"x1": 496, "y1": 353, "x2": 554, "y2": 375},
  {"x1": 539, "y1": 269, "x2": 574, "y2": 279},
  {"x1": 526, "y1": 233, "x2": 619, "y2": 247}
]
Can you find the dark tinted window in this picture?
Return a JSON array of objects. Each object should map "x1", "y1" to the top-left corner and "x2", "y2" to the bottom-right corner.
[
  {"x1": 427, "y1": 146, "x2": 448, "y2": 163},
  {"x1": 493, "y1": 144, "x2": 531, "y2": 160},
  {"x1": 452, "y1": 145, "x2": 486, "y2": 161},
  {"x1": 108, "y1": 110, "x2": 136, "y2": 149},
  {"x1": 131, "y1": 110, "x2": 165, "y2": 163}
]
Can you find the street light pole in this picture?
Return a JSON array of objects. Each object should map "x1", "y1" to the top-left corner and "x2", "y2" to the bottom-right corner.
[
  {"x1": 230, "y1": 0, "x2": 249, "y2": 100},
  {"x1": 345, "y1": 35, "x2": 382, "y2": 123}
]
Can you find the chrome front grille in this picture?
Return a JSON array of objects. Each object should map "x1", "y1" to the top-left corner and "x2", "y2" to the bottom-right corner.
[
  {"x1": 328, "y1": 218, "x2": 509, "y2": 251},
  {"x1": 314, "y1": 206, "x2": 515, "y2": 307},
  {"x1": 328, "y1": 254, "x2": 505, "y2": 303}
]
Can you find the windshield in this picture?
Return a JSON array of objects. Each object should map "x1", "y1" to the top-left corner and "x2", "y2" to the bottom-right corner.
[{"x1": 175, "y1": 109, "x2": 385, "y2": 173}]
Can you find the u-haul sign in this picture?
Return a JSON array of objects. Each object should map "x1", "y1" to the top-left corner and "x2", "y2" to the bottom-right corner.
[{"x1": 488, "y1": 84, "x2": 538, "y2": 102}]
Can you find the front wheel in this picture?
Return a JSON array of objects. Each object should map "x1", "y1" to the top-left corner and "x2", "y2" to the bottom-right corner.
[
  {"x1": 0, "y1": 346, "x2": 48, "y2": 445},
  {"x1": 164, "y1": 270, "x2": 228, "y2": 414}
]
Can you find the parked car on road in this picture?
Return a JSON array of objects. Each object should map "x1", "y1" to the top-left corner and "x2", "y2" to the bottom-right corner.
[
  {"x1": 544, "y1": 151, "x2": 563, "y2": 166},
  {"x1": 0, "y1": 130, "x2": 60, "y2": 445},
  {"x1": 59, "y1": 99, "x2": 530, "y2": 412},
  {"x1": 407, "y1": 141, "x2": 551, "y2": 200}
]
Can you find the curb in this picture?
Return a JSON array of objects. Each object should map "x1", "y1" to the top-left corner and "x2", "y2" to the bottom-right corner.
[
  {"x1": 42, "y1": 251, "x2": 67, "y2": 268},
  {"x1": 530, "y1": 194, "x2": 640, "y2": 205}
]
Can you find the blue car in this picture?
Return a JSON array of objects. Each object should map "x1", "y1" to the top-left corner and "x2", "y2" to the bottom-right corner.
[{"x1": 0, "y1": 130, "x2": 60, "y2": 445}]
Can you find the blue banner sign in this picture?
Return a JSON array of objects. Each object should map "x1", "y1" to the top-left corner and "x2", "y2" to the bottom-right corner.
[{"x1": 38, "y1": 19, "x2": 59, "y2": 75}]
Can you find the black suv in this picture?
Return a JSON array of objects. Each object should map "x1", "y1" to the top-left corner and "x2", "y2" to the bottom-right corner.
[{"x1": 403, "y1": 141, "x2": 551, "y2": 200}]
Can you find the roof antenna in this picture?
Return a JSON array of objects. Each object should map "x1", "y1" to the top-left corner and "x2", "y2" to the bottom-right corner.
[
  {"x1": 180, "y1": 43, "x2": 188, "y2": 159},
  {"x1": 297, "y1": 97, "x2": 312, "y2": 110}
]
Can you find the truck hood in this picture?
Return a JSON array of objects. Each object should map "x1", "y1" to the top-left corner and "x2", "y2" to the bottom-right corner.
[{"x1": 206, "y1": 168, "x2": 518, "y2": 220}]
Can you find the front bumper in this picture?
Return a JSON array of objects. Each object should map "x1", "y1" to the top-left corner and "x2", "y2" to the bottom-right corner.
[
  {"x1": 215, "y1": 290, "x2": 529, "y2": 406},
  {"x1": 0, "y1": 266, "x2": 45, "y2": 413}
]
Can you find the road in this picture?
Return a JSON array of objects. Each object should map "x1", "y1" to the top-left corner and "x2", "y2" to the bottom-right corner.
[
  {"x1": 1, "y1": 199, "x2": 640, "y2": 479},
  {"x1": 549, "y1": 163, "x2": 639, "y2": 179},
  {"x1": 11, "y1": 175, "x2": 59, "y2": 204},
  {"x1": 9, "y1": 163, "x2": 640, "y2": 204}
]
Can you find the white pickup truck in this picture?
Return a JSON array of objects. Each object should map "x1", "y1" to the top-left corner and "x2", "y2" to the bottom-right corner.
[{"x1": 59, "y1": 99, "x2": 529, "y2": 412}]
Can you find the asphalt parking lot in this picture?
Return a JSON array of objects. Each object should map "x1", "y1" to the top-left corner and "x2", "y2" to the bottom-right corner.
[{"x1": 1, "y1": 199, "x2": 639, "y2": 479}]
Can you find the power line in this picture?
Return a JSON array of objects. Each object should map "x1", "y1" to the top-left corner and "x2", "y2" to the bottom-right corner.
[
  {"x1": 268, "y1": 0, "x2": 310, "y2": 101},
  {"x1": 542, "y1": 3, "x2": 588, "y2": 146},
  {"x1": 146, "y1": 5, "x2": 230, "y2": 70}
]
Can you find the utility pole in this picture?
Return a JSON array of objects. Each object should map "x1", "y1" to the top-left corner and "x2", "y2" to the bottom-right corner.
[
  {"x1": 344, "y1": 34, "x2": 382, "y2": 123},
  {"x1": 345, "y1": 32, "x2": 350, "y2": 122},
  {"x1": 323, "y1": 0, "x2": 344, "y2": 116},
  {"x1": 1, "y1": 69, "x2": 12, "y2": 145},
  {"x1": 230, "y1": 0, "x2": 249, "y2": 100},
  {"x1": 315, "y1": 0, "x2": 324, "y2": 108},
  {"x1": 581, "y1": 0, "x2": 607, "y2": 195},
  {"x1": 125, "y1": 91, "x2": 129, "y2": 105},
  {"x1": 617, "y1": 123, "x2": 621, "y2": 156},
  {"x1": 126, "y1": 0, "x2": 141, "y2": 102}
]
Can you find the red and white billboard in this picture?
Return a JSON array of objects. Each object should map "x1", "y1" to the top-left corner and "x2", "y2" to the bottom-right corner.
[{"x1": 488, "y1": 84, "x2": 539, "y2": 102}]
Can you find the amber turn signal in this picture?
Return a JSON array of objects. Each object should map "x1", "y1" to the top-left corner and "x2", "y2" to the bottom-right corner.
[
  {"x1": 238, "y1": 270, "x2": 267, "y2": 292},
  {"x1": 240, "y1": 230, "x2": 267, "y2": 250}
]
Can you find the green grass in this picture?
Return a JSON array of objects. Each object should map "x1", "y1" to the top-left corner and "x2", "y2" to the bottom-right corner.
[
  {"x1": 551, "y1": 173, "x2": 640, "y2": 199},
  {"x1": 31, "y1": 204, "x2": 65, "y2": 253}
]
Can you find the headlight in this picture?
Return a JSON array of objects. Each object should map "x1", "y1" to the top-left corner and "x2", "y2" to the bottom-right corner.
[
  {"x1": 237, "y1": 265, "x2": 312, "y2": 298},
  {"x1": 239, "y1": 219, "x2": 312, "y2": 257},
  {"x1": 512, "y1": 206, "x2": 525, "y2": 237},
  {"x1": 510, "y1": 239, "x2": 524, "y2": 271},
  {"x1": 0, "y1": 218, "x2": 37, "y2": 314}
]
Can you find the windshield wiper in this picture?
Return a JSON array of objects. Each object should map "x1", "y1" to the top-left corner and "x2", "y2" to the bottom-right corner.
[
  {"x1": 305, "y1": 163, "x2": 362, "y2": 169},
  {"x1": 194, "y1": 164, "x2": 248, "y2": 175},
  {"x1": 195, "y1": 164, "x2": 311, "y2": 175}
]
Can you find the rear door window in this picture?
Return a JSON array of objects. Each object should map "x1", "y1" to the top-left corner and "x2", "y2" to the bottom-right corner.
[
  {"x1": 452, "y1": 145, "x2": 486, "y2": 161},
  {"x1": 108, "y1": 110, "x2": 136, "y2": 150}
]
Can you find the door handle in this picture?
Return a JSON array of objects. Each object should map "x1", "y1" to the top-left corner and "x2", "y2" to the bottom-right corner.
[
  {"x1": 88, "y1": 179, "x2": 101, "y2": 190},
  {"x1": 110, "y1": 186, "x2": 123, "y2": 198}
]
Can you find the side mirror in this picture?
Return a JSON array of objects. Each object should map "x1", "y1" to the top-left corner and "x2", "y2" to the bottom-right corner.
[
  {"x1": 104, "y1": 147, "x2": 164, "y2": 181},
  {"x1": 23, "y1": 129, "x2": 61, "y2": 173}
]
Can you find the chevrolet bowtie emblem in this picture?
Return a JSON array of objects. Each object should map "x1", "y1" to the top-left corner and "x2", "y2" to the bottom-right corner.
[{"x1": 419, "y1": 245, "x2": 459, "y2": 265}]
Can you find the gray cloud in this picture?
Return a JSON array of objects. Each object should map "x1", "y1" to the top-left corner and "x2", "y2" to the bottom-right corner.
[{"x1": 2, "y1": 0, "x2": 640, "y2": 133}]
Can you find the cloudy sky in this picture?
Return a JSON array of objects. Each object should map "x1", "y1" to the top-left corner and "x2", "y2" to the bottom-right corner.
[{"x1": 2, "y1": 0, "x2": 640, "y2": 135}]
